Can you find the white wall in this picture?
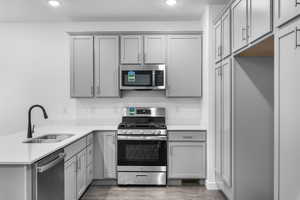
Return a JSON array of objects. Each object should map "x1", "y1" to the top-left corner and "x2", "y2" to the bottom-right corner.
[{"x1": 0, "y1": 21, "x2": 207, "y2": 136}]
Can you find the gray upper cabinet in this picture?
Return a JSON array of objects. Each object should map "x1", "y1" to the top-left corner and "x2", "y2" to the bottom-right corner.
[
  {"x1": 167, "y1": 35, "x2": 202, "y2": 97},
  {"x1": 215, "y1": 20, "x2": 222, "y2": 63},
  {"x1": 275, "y1": 0, "x2": 300, "y2": 27},
  {"x1": 249, "y1": 0, "x2": 272, "y2": 43},
  {"x1": 120, "y1": 35, "x2": 143, "y2": 64},
  {"x1": 94, "y1": 36, "x2": 120, "y2": 97},
  {"x1": 70, "y1": 36, "x2": 94, "y2": 98},
  {"x1": 276, "y1": 17, "x2": 300, "y2": 200},
  {"x1": 144, "y1": 35, "x2": 166, "y2": 64},
  {"x1": 221, "y1": 58, "x2": 232, "y2": 187},
  {"x1": 231, "y1": 0, "x2": 248, "y2": 52},
  {"x1": 222, "y1": 9, "x2": 231, "y2": 59}
]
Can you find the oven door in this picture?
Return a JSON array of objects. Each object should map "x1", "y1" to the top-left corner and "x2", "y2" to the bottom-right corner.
[{"x1": 117, "y1": 135, "x2": 167, "y2": 172}]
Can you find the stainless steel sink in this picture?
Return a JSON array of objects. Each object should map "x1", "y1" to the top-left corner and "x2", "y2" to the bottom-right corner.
[{"x1": 23, "y1": 134, "x2": 74, "y2": 143}]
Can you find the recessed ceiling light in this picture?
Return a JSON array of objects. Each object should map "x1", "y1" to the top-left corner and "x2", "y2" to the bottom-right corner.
[
  {"x1": 166, "y1": 0, "x2": 177, "y2": 6},
  {"x1": 48, "y1": 0, "x2": 61, "y2": 7}
]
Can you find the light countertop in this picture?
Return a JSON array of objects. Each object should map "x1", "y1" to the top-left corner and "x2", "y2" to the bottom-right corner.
[{"x1": 0, "y1": 124, "x2": 206, "y2": 165}]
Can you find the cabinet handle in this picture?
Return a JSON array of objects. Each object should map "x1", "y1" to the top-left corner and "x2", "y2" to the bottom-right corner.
[
  {"x1": 90, "y1": 86, "x2": 94, "y2": 96},
  {"x1": 144, "y1": 53, "x2": 146, "y2": 62},
  {"x1": 296, "y1": 0, "x2": 300, "y2": 6},
  {"x1": 97, "y1": 86, "x2": 100, "y2": 95},
  {"x1": 242, "y1": 27, "x2": 247, "y2": 41},
  {"x1": 296, "y1": 27, "x2": 300, "y2": 48},
  {"x1": 183, "y1": 136, "x2": 193, "y2": 139}
]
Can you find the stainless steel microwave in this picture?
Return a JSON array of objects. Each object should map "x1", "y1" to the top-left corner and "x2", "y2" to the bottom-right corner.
[{"x1": 120, "y1": 65, "x2": 166, "y2": 90}]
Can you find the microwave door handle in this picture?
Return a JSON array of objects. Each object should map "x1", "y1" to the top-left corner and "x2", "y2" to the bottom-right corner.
[{"x1": 152, "y1": 71, "x2": 155, "y2": 87}]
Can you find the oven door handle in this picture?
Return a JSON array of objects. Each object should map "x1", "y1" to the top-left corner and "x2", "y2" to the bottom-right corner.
[{"x1": 117, "y1": 135, "x2": 167, "y2": 141}]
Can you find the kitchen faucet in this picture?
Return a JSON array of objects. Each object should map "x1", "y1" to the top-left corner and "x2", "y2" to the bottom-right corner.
[{"x1": 27, "y1": 105, "x2": 48, "y2": 138}]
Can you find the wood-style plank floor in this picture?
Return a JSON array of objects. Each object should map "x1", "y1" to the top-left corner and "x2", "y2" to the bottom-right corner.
[{"x1": 80, "y1": 186, "x2": 226, "y2": 200}]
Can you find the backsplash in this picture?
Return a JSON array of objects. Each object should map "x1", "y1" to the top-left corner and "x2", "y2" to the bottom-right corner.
[{"x1": 73, "y1": 91, "x2": 206, "y2": 126}]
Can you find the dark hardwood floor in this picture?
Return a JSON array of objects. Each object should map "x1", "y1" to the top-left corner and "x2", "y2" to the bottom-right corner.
[{"x1": 80, "y1": 186, "x2": 226, "y2": 200}]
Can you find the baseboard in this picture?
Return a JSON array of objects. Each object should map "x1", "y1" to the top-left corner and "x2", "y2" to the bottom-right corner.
[
  {"x1": 92, "y1": 179, "x2": 117, "y2": 186},
  {"x1": 205, "y1": 180, "x2": 219, "y2": 190}
]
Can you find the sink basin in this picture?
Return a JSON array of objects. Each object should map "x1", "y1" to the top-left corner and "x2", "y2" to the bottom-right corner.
[{"x1": 23, "y1": 134, "x2": 74, "y2": 143}]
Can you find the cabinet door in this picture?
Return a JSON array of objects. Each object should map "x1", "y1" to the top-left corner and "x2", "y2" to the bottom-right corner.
[
  {"x1": 103, "y1": 132, "x2": 116, "y2": 179},
  {"x1": 168, "y1": 142, "x2": 206, "y2": 179},
  {"x1": 222, "y1": 9, "x2": 231, "y2": 59},
  {"x1": 215, "y1": 66, "x2": 222, "y2": 177},
  {"x1": 120, "y1": 35, "x2": 143, "y2": 64},
  {"x1": 276, "y1": 19, "x2": 300, "y2": 200},
  {"x1": 87, "y1": 164, "x2": 93, "y2": 185},
  {"x1": 276, "y1": 0, "x2": 300, "y2": 26},
  {"x1": 76, "y1": 149, "x2": 87, "y2": 198},
  {"x1": 221, "y1": 58, "x2": 232, "y2": 187},
  {"x1": 144, "y1": 35, "x2": 166, "y2": 64},
  {"x1": 167, "y1": 35, "x2": 202, "y2": 97},
  {"x1": 94, "y1": 36, "x2": 120, "y2": 97},
  {"x1": 93, "y1": 133, "x2": 104, "y2": 179},
  {"x1": 249, "y1": 0, "x2": 272, "y2": 43},
  {"x1": 70, "y1": 36, "x2": 94, "y2": 98},
  {"x1": 232, "y1": 0, "x2": 248, "y2": 52},
  {"x1": 215, "y1": 20, "x2": 222, "y2": 63},
  {"x1": 65, "y1": 157, "x2": 77, "y2": 200}
]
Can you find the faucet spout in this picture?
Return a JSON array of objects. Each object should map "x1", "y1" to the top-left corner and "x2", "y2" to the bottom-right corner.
[{"x1": 27, "y1": 105, "x2": 48, "y2": 138}]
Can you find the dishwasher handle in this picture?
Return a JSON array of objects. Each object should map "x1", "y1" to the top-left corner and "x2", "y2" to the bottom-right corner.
[{"x1": 37, "y1": 153, "x2": 65, "y2": 173}]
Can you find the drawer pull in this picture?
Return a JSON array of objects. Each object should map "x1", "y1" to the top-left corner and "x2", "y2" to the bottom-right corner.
[
  {"x1": 296, "y1": 27, "x2": 300, "y2": 48},
  {"x1": 183, "y1": 136, "x2": 193, "y2": 139},
  {"x1": 136, "y1": 174, "x2": 148, "y2": 177}
]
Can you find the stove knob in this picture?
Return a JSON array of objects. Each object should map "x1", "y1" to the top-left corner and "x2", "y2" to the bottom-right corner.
[
  {"x1": 156, "y1": 130, "x2": 161, "y2": 135},
  {"x1": 123, "y1": 130, "x2": 127, "y2": 134}
]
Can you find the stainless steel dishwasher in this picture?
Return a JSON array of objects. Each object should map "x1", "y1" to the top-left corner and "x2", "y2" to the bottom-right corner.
[{"x1": 32, "y1": 150, "x2": 65, "y2": 200}]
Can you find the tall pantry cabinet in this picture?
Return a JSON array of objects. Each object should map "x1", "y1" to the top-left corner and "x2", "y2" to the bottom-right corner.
[
  {"x1": 214, "y1": 0, "x2": 274, "y2": 199},
  {"x1": 275, "y1": 16, "x2": 300, "y2": 200}
]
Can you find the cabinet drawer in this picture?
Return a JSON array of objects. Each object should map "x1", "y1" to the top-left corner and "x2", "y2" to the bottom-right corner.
[
  {"x1": 87, "y1": 134, "x2": 94, "y2": 146},
  {"x1": 168, "y1": 131, "x2": 206, "y2": 141},
  {"x1": 87, "y1": 144, "x2": 93, "y2": 166},
  {"x1": 65, "y1": 137, "x2": 87, "y2": 161}
]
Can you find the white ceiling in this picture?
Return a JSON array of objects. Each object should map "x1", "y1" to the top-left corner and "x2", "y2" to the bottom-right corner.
[{"x1": 0, "y1": 0, "x2": 229, "y2": 22}]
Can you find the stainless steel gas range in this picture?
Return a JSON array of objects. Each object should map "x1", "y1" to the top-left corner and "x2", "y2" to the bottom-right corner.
[{"x1": 117, "y1": 107, "x2": 167, "y2": 186}]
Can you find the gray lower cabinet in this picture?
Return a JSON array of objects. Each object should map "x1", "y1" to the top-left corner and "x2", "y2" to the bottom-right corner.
[
  {"x1": 76, "y1": 149, "x2": 87, "y2": 198},
  {"x1": 168, "y1": 131, "x2": 206, "y2": 179},
  {"x1": 215, "y1": 58, "x2": 232, "y2": 195},
  {"x1": 94, "y1": 131, "x2": 117, "y2": 180},
  {"x1": 275, "y1": 17, "x2": 300, "y2": 200},
  {"x1": 166, "y1": 35, "x2": 202, "y2": 97},
  {"x1": 65, "y1": 157, "x2": 77, "y2": 200},
  {"x1": 70, "y1": 36, "x2": 94, "y2": 98},
  {"x1": 221, "y1": 58, "x2": 232, "y2": 187},
  {"x1": 64, "y1": 135, "x2": 93, "y2": 200},
  {"x1": 94, "y1": 36, "x2": 120, "y2": 97},
  {"x1": 215, "y1": 56, "x2": 274, "y2": 200}
]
